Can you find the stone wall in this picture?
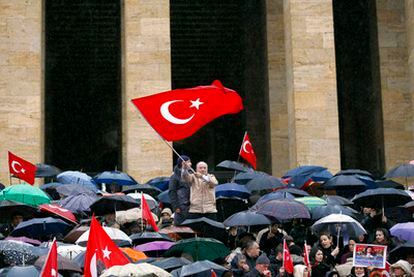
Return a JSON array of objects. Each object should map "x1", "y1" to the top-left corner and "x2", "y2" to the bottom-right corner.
[
  {"x1": 267, "y1": 0, "x2": 290, "y2": 177},
  {"x1": 123, "y1": 0, "x2": 172, "y2": 182},
  {"x1": 0, "y1": 0, "x2": 42, "y2": 185},
  {"x1": 377, "y1": 0, "x2": 413, "y2": 168},
  {"x1": 406, "y1": 0, "x2": 414, "y2": 166},
  {"x1": 283, "y1": 0, "x2": 341, "y2": 173}
]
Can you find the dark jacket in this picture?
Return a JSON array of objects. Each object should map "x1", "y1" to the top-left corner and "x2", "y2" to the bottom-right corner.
[
  {"x1": 168, "y1": 166, "x2": 190, "y2": 211},
  {"x1": 259, "y1": 230, "x2": 284, "y2": 256},
  {"x1": 311, "y1": 262, "x2": 331, "y2": 277}
]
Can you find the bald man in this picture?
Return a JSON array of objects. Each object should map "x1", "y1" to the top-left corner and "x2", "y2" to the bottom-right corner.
[{"x1": 182, "y1": 161, "x2": 218, "y2": 220}]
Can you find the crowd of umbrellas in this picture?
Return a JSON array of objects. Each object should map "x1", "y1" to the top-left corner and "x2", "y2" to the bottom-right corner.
[{"x1": 0, "y1": 161, "x2": 413, "y2": 276}]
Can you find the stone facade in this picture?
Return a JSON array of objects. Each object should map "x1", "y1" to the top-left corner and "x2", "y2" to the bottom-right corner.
[
  {"x1": 377, "y1": 0, "x2": 414, "y2": 168},
  {"x1": 0, "y1": 0, "x2": 42, "y2": 185}
]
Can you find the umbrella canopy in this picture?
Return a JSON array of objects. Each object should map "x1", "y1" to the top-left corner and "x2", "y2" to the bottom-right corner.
[
  {"x1": 246, "y1": 175, "x2": 285, "y2": 192},
  {"x1": 276, "y1": 188, "x2": 309, "y2": 197},
  {"x1": 253, "y1": 191, "x2": 295, "y2": 208},
  {"x1": 59, "y1": 193, "x2": 98, "y2": 214},
  {"x1": 0, "y1": 184, "x2": 51, "y2": 206},
  {"x1": 63, "y1": 226, "x2": 89, "y2": 244},
  {"x1": 146, "y1": 177, "x2": 170, "y2": 191},
  {"x1": 11, "y1": 217, "x2": 72, "y2": 241},
  {"x1": 38, "y1": 204, "x2": 78, "y2": 224},
  {"x1": 159, "y1": 226, "x2": 196, "y2": 241},
  {"x1": 384, "y1": 163, "x2": 414, "y2": 179},
  {"x1": 172, "y1": 260, "x2": 229, "y2": 277},
  {"x1": 335, "y1": 169, "x2": 374, "y2": 178},
  {"x1": 352, "y1": 188, "x2": 412, "y2": 208},
  {"x1": 0, "y1": 265, "x2": 40, "y2": 277},
  {"x1": 311, "y1": 213, "x2": 367, "y2": 238},
  {"x1": 130, "y1": 232, "x2": 172, "y2": 246},
  {"x1": 284, "y1": 165, "x2": 327, "y2": 177},
  {"x1": 321, "y1": 195, "x2": 353, "y2": 206},
  {"x1": 94, "y1": 170, "x2": 138, "y2": 186},
  {"x1": 253, "y1": 199, "x2": 311, "y2": 220},
  {"x1": 390, "y1": 222, "x2": 414, "y2": 242},
  {"x1": 388, "y1": 242, "x2": 414, "y2": 262},
  {"x1": 295, "y1": 196, "x2": 327, "y2": 209},
  {"x1": 323, "y1": 175, "x2": 368, "y2": 189},
  {"x1": 76, "y1": 226, "x2": 131, "y2": 247},
  {"x1": 0, "y1": 240, "x2": 39, "y2": 266},
  {"x1": 5, "y1": 237, "x2": 41, "y2": 246},
  {"x1": 311, "y1": 205, "x2": 361, "y2": 221},
  {"x1": 123, "y1": 184, "x2": 162, "y2": 197},
  {"x1": 404, "y1": 200, "x2": 414, "y2": 212},
  {"x1": 115, "y1": 208, "x2": 158, "y2": 226},
  {"x1": 100, "y1": 263, "x2": 171, "y2": 277},
  {"x1": 375, "y1": 180, "x2": 404, "y2": 190},
  {"x1": 151, "y1": 257, "x2": 192, "y2": 272},
  {"x1": 121, "y1": 248, "x2": 147, "y2": 263},
  {"x1": 90, "y1": 194, "x2": 139, "y2": 216},
  {"x1": 0, "y1": 200, "x2": 37, "y2": 221},
  {"x1": 127, "y1": 193, "x2": 158, "y2": 210},
  {"x1": 157, "y1": 190, "x2": 170, "y2": 204},
  {"x1": 233, "y1": 171, "x2": 269, "y2": 185},
  {"x1": 134, "y1": 241, "x2": 175, "y2": 252},
  {"x1": 164, "y1": 238, "x2": 229, "y2": 262},
  {"x1": 215, "y1": 183, "x2": 251, "y2": 200},
  {"x1": 57, "y1": 171, "x2": 95, "y2": 186},
  {"x1": 56, "y1": 183, "x2": 98, "y2": 196},
  {"x1": 35, "y1": 163, "x2": 61, "y2": 178},
  {"x1": 56, "y1": 244, "x2": 85, "y2": 260},
  {"x1": 223, "y1": 210, "x2": 275, "y2": 227},
  {"x1": 216, "y1": 160, "x2": 251, "y2": 172},
  {"x1": 180, "y1": 217, "x2": 226, "y2": 241},
  {"x1": 35, "y1": 254, "x2": 82, "y2": 273}
]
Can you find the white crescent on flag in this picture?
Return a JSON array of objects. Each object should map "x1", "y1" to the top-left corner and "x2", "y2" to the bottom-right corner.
[
  {"x1": 160, "y1": 100, "x2": 195, "y2": 125},
  {"x1": 11, "y1": 160, "x2": 25, "y2": 174},
  {"x1": 90, "y1": 252, "x2": 97, "y2": 277},
  {"x1": 242, "y1": 140, "x2": 252, "y2": 153}
]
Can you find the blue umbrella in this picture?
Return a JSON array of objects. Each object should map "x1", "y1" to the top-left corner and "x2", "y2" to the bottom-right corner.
[
  {"x1": 60, "y1": 193, "x2": 99, "y2": 214},
  {"x1": 246, "y1": 175, "x2": 285, "y2": 192},
  {"x1": 277, "y1": 188, "x2": 309, "y2": 197},
  {"x1": 11, "y1": 217, "x2": 71, "y2": 241},
  {"x1": 223, "y1": 210, "x2": 276, "y2": 227},
  {"x1": 283, "y1": 165, "x2": 327, "y2": 178},
  {"x1": 39, "y1": 182, "x2": 63, "y2": 190},
  {"x1": 157, "y1": 190, "x2": 170, "y2": 204},
  {"x1": 311, "y1": 205, "x2": 361, "y2": 221},
  {"x1": 215, "y1": 183, "x2": 251, "y2": 200},
  {"x1": 57, "y1": 171, "x2": 95, "y2": 186},
  {"x1": 146, "y1": 177, "x2": 170, "y2": 191},
  {"x1": 93, "y1": 171, "x2": 138, "y2": 186},
  {"x1": 323, "y1": 175, "x2": 368, "y2": 189},
  {"x1": 253, "y1": 191, "x2": 295, "y2": 208},
  {"x1": 56, "y1": 183, "x2": 98, "y2": 196},
  {"x1": 254, "y1": 199, "x2": 311, "y2": 220}
]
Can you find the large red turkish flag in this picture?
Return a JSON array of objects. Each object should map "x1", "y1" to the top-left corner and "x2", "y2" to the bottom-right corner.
[
  {"x1": 131, "y1": 80, "x2": 243, "y2": 141},
  {"x1": 84, "y1": 216, "x2": 129, "y2": 277},
  {"x1": 8, "y1": 151, "x2": 36, "y2": 185},
  {"x1": 40, "y1": 239, "x2": 58, "y2": 277},
  {"x1": 239, "y1": 132, "x2": 257, "y2": 169}
]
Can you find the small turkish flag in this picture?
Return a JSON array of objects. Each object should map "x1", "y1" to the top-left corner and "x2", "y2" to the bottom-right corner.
[
  {"x1": 84, "y1": 216, "x2": 129, "y2": 277},
  {"x1": 211, "y1": 270, "x2": 218, "y2": 277},
  {"x1": 8, "y1": 151, "x2": 36, "y2": 185},
  {"x1": 283, "y1": 239, "x2": 294, "y2": 274},
  {"x1": 131, "y1": 80, "x2": 243, "y2": 141},
  {"x1": 40, "y1": 238, "x2": 58, "y2": 277},
  {"x1": 303, "y1": 241, "x2": 310, "y2": 276},
  {"x1": 239, "y1": 132, "x2": 257, "y2": 169},
  {"x1": 141, "y1": 193, "x2": 159, "y2": 232}
]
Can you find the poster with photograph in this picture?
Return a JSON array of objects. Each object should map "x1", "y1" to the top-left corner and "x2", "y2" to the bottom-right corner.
[{"x1": 353, "y1": 243, "x2": 387, "y2": 268}]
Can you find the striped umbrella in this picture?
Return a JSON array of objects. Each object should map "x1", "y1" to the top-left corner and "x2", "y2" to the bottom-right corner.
[{"x1": 295, "y1": 196, "x2": 327, "y2": 209}]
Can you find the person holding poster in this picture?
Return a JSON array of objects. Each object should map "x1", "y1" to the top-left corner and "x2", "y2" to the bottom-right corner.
[{"x1": 353, "y1": 243, "x2": 387, "y2": 269}]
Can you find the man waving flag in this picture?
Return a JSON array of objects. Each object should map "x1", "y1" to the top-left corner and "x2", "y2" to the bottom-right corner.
[{"x1": 131, "y1": 80, "x2": 243, "y2": 141}]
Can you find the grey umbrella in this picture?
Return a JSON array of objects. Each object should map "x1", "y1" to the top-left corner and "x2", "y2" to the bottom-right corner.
[{"x1": 0, "y1": 241, "x2": 39, "y2": 266}]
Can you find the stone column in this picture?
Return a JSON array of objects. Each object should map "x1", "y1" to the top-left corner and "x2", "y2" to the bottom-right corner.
[
  {"x1": 405, "y1": 0, "x2": 414, "y2": 165},
  {"x1": 377, "y1": 0, "x2": 413, "y2": 168},
  {"x1": 283, "y1": 0, "x2": 341, "y2": 173},
  {"x1": 267, "y1": 0, "x2": 289, "y2": 176},
  {"x1": 0, "y1": 1, "x2": 43, "y2": 185},
  {"x1": 123, "y1": 0, "x2": 172, "y2": 182}
]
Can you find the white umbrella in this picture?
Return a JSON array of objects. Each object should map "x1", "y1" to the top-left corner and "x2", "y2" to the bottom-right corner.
[
  {"x1": 100, "y1": 263, "x2": 171, "y2": 277},
  {"x1": 75, "y1": 227, "x2": 131, "y2": 247},
  {"x1": 57, "y1": 244, "x2": 85, "y2": 260},
  {"x1": 116, "y1": 208, "x2": 158, "y2": 225},
  {"x1": 311, "y1": 213, "x2": 367, "y2": 247}
]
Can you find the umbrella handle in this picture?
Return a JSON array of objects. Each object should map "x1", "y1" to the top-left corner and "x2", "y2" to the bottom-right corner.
[{"x1": 336, "y1": 225, "x2": 341, "y2": 248}]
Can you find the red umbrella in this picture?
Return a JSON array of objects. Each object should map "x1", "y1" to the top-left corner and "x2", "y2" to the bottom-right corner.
[{"x1": 39, "y1": 204, "x2": 78, "y2": 224}]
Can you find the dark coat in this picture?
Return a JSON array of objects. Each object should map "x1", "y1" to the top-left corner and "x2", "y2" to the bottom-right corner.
[{"x1": 168, "y1": 165, "x2": 190, "y2": 211}]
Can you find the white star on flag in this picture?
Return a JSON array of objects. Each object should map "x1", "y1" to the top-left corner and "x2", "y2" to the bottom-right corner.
[
  {"x1": 189, "y1": 98, "x2": 203, "y2": 109},
  {"x1": 102, "y1": 246, "x2": 111, "y2": 259}
]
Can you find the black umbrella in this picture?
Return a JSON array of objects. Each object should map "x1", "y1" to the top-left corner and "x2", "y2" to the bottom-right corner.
[
  {"x1": 321, "y1": 195, "x2": 353, "y2": 206},
  {"x1": 216, "y1": 160, "x2": 251, "y2": 172},
  {"x1": 0, "y1": 200, "x2": 37, "y2": 221},
  {"x1": 404, "y1": 200, "x2": 414, "y2": 212},
  {"x1": 352, "y1": 188, "x2": 412, "y2": 209},
  {"x1": 375, "y1": 179, "x2": 404, "y2": 190},
  {"x1": 180, "y1": 217, "x2": 226, "y2": 242},
  {"x1": 122, "y1": 184, "x2": 162, "y2": 197},
  {"x1": 11, "y1": 217, "x2": 72, "y2": 241},
  {"x1": 277, "y1": 188, "x2": 309, "y2": 197},
  {"x1": 35, "y1": 163, "x2": 62, "y2": 178},
  {"x1": 129, "y1": 232, "x2": 172, "y2": 246},
  {"x1": 245, "y1": 175, "x2": 285, "y2": 192},
  {"x1": 311, "y1": 205, "x2": 361, "y2": 221},
  {"x1": 151, "y1": 257, "x2": 192, "y2": 272},
  {"x1": 232, "y1": 171, "x2": 269, "y2": 185},
  {"x1": 388, "y1": 241, "x2": 414, "y2": 263},
  {"x1": 323, "y1": 175, "x2": 367, "y2": 189},
  {"x1": 90, "y1": 195, "x2": 139, "y2": 216},
  {"x1": 335, "y1": 169, "x2": 374, "y2": 178},
  {"x1": 223, "y1": 210, "x2": 276, "y2": 227},
  {"x1": 0, "y1": 241, "x2": 39, "y2": 266}
]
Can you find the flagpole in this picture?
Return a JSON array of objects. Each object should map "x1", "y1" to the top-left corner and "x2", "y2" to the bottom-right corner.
[{"x1": 158, "y1": 135, "x2": 196, "y2": 174}]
